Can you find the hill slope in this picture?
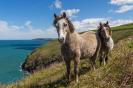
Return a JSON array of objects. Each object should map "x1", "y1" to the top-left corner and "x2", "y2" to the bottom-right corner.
[
  {"x1": 0, "y1": 23, "x2": 132, "y2": 88},
  {"x1": 22, "y1": 23, "x2": 133, "y2": 73},
  {"x1": 6, "y1": 30, "x2": 133, "y2": 88}
]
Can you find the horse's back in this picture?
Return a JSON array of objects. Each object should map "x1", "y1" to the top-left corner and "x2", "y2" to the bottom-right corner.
[
  {"x1": 80, "y1": 31, "x2": 101, "y2": 57},
  {"x1": 80, "y1": 31, "x2": 99, "y2": 43}
]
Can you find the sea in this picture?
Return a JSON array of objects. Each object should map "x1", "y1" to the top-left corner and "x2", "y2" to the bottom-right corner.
[{"x1": 0, "y1": 40, "x2": 49, "y2": 84}]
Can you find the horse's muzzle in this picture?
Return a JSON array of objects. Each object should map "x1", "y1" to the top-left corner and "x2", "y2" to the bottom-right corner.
[{"x1": 58, "y1": 37, "x2": 64, "y2": 43}]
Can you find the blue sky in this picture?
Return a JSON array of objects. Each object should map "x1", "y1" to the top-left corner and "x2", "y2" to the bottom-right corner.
[{"x1": 0, "y1": 0, "x2": 132, "y2": 39}]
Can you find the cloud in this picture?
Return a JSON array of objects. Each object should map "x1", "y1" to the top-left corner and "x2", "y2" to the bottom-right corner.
[
  {"x1": 110, "y1": 0, "x2": 133, "y2": 13},
  {"x1": 0, "y1": 18, "x2": 132, "y2": 39},
  {"x1": 61, "y1": 9, "x2": 80, "y2": 17},
  {"x1": 0, "y1": 20, "x2": 57, "y2": 40},
  {"x1": 110, "y1": 0, "x2": 133, "y2": 5},
  {"x1": 25, "y1": 20, "x2": 33, "y2": 31},
  {"x1": 50, "y1": 0, "x2": 62, "y2": 9},
  {"x1": 115, "y1": 5, "x2": 133, "y2": 13},
  {"x1": 0, "y1": 20, "x2": 20, "y2": 32},
  {"x1": 73, "y1": 18, "x2": 108, "y2": 32},
  {"x1": 73, "y1": 18, "x2": 133, "y2": 32},
  {"x1": 110, "y1": 19, "x2": 133, "y2": 26}
]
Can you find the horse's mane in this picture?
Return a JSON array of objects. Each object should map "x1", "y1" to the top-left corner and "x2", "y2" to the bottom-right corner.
[
  {"x1": 104, "y1": 24, "x2": 112, "y2": 36},
  {"x1": 98, "y1": 23, "x2": 112, "y2": 37},
  {"x1": 97, "y1": 23, "x2": 112, "y2": 45},
  {"x1": 97, "y1": 27, "x2": 103, "y2": 41},
  {"x1": 53, "y1": 16, "x2": 75, "y2": 32},
  {"x1": 66, "y1": 18, "x2": 75, "y2": 32}
]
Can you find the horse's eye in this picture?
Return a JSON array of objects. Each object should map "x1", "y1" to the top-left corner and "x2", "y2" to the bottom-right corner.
[{"x1": 63, "y1": 23, "x2": 67, "y2": 27}]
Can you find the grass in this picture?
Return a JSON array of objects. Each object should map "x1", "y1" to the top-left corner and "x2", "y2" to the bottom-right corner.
[
  {"x1": 111, "y1": 23, "x2": 133, "y2": 31},
  {"x1": 112, "y1": 29, "x2": 133, "y2": 43},
  {"x1": 22, "y1": 23, "x2": 133, "y2": 73},
  {"x1": 6, "y1": 35, "x2": 133, "y2": 88},
  {"x1": 2, "y1": 23, "x2": 133, "y2": 88},
  {"x1": 22, "y1": 40, "x2": 61, "y2": 72}
]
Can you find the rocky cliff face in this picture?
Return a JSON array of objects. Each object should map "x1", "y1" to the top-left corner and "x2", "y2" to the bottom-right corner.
[{"x1": 21, "y1": 40, "x2": 63, "y2": 73}]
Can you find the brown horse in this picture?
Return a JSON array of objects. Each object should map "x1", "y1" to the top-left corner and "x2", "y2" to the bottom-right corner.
[
  {"x1": 98, "y1": 22, "x2": 114, "y2": 65},
  {"x1": 53, "y1": 12, "x2": 101, "y2": 82}
]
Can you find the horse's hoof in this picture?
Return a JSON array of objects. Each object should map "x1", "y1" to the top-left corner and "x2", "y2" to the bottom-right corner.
[
  {"x1": 93, "y1": 66, "x2": 96, "y2": 70},
  {"x1": 103, "y1": 62, "x2": 106, "y2": 66},
  {"x1": 66, "y1": 80, "x2": 70, "y2": 84},
  {"x1": 76, "y1": 79, "x2": 79, "y2": 83},
  {"x1": 93, "y1": 68, "x2": 96, "y2": 71}
]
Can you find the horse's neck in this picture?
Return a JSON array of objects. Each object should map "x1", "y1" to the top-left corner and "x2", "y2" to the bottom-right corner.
[
  {"x1": 66, "y1": 32, "x2": 79, "y2": 43},
  {"x1": 64, "y1": 32, "x2": 81, "y2": 48},
  {"x1": 102, "y1": 36, "x2": 114, "y2": 48},
  {"x1": 106, "y1": 36, "x2": 112, "y2": 42},
  {"x1": 108, "y1": 36, "x2": 113, "y2": 43}
]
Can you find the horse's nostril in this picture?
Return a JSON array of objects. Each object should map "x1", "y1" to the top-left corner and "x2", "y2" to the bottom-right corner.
[
  {"x1": 58, "y1": 37, "x2": 64, "y2": 43},
  {"x1": 61, "y1": 37, "x2": 64, "y2": 41},
  {"x1": 62, "y1": 37, "x2": 64, "y2": 41}
]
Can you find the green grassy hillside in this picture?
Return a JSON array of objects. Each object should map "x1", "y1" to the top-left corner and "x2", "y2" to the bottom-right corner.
[
  {"x1": 6, "y1": 29, "x2": 133, "y2": 88},
  {"x1": 22, "y1": 40, "x2": 61, "y2": 73},
  {"x1": 1, "y1": 23, "x2": 132, "y2": 88},
  {"x1": 22, "y1": 23, "x2": 133, "y2": 73}
]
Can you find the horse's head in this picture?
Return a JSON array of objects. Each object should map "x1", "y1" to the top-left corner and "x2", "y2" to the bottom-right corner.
[
  {"x1": 98, "y1": 21, "x2": 112, "y2": 40},
  {"x1": 53, "y1": 12, "x2": 75, "y2": 44}
]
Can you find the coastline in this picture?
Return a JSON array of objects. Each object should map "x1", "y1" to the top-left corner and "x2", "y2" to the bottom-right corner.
[{"x1": 0, "y1": 39, "x2": 50, "y2": 84}]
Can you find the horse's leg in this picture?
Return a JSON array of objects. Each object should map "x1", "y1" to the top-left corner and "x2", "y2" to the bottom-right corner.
[
  {"x1": 103, "y1": 50, "x2": 110, "y2": 65},
  {"x1": 90, "y1": 54, "x2": 97, "y2": 70},
  {"x1": 99, "y1": 56, "x2": 102, "y2": 66},
  {"x1": 103, "y1": 53, "x2": 106, "y2": 66},
  {"x1": 99, "y1": 51, "x2": 103, "y2": 66},
  {"x1": 105, "y1": 52, "x2": 109, "y2": 64},
  {"x1": 65, "y1": 60, "x2": 71, "y2": 82},
  {"x1": 74, "y1": 57, "x2": 80, "y2": 83},
  {"x1": 91, "y1": 56, "x2": 96, "y2": 70},
  {"x1": 105, "y1": 55, "x2": 108, "y2": 64}
]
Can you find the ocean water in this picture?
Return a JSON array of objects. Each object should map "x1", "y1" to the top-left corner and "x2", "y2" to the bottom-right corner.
[{"x1": 0, "y1": 40, "x2": 49, "y2": 84}]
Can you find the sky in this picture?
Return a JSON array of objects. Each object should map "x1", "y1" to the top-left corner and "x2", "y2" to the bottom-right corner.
[{"x1": 0, "y1": 0, "x2": 132, "y2": 40}]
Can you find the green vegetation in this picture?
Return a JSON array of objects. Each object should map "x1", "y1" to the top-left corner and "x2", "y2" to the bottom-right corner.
[
  {"x1": 112, "y1": 23, "x2": 133, "y2": 31},
  {"x1": 22, "y1": 40, "x2": 61, "y2": 72},
  {"x1": 22, "y1": 23, "x2": 133, "y2": 73},
  {"x1": 6, "y1": 33, "x2": 133, "y2": 88},
  {"x1": 112, "y1": 23, "x2": 133, "y2": 43},
  {"x1": 1, "y1": 23, "x2": 133, "y2": 88},
  {"x1": 128, "y1": 39, "x2": 133, "y2": 48}
]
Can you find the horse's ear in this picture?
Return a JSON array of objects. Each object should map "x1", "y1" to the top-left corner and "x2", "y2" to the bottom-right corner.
[
  {"x1": 99, "y1": 22, "x2": 102, "y2": 27},
  {"x1": 54, "y1": 13, "x2": 57, "y2": 19},
  {"x1": 106, "y1": 21, "x2": 109, "y2": 25},
  {"x1": 62, "y1": 12, "x2": 67, "y2": 18}
]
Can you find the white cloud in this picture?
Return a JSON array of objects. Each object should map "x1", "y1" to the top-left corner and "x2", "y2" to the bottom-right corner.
[
  {"x1": 115, "y1": 5, "x2": 133, "y2": 13},
  {"x1": 61, "y1": 9, "x2": 80, "y2": 17},
  {"x1": 0, "y1": 20, "x2": 57, "y2": 40},
  {"x1": 0, "y1": 18, "x2": 132, "y2": 40},
  {"x1": 25, "y1": 20, "x2": 33, "y2": 31},
  {"x1": 110, "y1": 19, "x2": 133, "y2": 26},
  {"x1": 72, "y1": 18, "x2": 133, "y2": 32},
  {"x1": 0, "y1": 20, "x2": 20, "y2": 32},
  {"x1": 110, "y1": 0, "x2": 133, "y2": 5},
  {"x1": 73, "y1": 18, "x2": 108, "y2": 32},
  {"x1": 110, "y1": 0, "x2": 133, "y2": 13},
  {"x1": 51, "y1": 0, "x2": 62, "y2": 9}
]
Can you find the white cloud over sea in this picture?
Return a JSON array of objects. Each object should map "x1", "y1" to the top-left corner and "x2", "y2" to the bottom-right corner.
[{"x1": 0, "y1": 18, "x2": 132, "y2": 39}]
